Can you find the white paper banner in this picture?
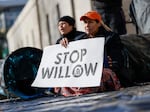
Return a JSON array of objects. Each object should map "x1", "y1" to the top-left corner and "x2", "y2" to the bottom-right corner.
[{"x1": 32, "y1": 38, "x2": 104, "y2": 87}]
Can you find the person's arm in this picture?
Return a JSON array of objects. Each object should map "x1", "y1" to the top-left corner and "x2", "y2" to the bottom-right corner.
[{"x1": 105, "y1": 32, "x2": 124, "y2": 73}]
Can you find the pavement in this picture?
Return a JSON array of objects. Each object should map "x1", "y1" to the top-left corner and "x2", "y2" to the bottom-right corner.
[{"x1": 1, "y1": 84, "x2": 150, "y2": 112}]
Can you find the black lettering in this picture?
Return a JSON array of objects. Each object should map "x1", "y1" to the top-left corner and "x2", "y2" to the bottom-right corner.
[
  {"x1": 65, "y1": 66, "x2": 70, "y2": 78},
  {"x1": 85, "y1": 63, "x2": 98, "y2": 76},
  {"x1": 80, "y1": 49, "x2": 87, "y2": 62},
  {"x1": 58, "y1": 66, "x2": 63, "y2": 78},
  {"x1": 63, "y1": 52, "x2": 69, "y2": 64},
  {"x1": 54, "y1": 67, "x2": 58, "y2": 78},
  {"x1": 70, "y1": 50, "x2": 79, "y2": 63},
  {"x1": 72, "y1": 65, "x2": 83, "y2": 77},
  {"x1": 54, "y1": 53, "x2": 62, "y2": 64},
  {"x1": 42, "y1": 67, "x2": 54, "y2": 79}
]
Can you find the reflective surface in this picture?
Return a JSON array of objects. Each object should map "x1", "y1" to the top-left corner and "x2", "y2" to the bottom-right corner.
[{"x1": 1, "y1": 84, "x2": 150, "y2": 112}]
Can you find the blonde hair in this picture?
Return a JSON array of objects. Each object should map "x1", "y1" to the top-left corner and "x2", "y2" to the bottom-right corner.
[{"x1": 100, "y1": 20, "x2": 112, "y2": 32}]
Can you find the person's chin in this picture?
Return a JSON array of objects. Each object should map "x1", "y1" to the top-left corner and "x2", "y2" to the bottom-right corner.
[
  {"x1": 61, "y1": 32, "x2": 65, "y2": 35},
  {"x1": 86, "y1": 32, "x2": 90, "y2": 35}
]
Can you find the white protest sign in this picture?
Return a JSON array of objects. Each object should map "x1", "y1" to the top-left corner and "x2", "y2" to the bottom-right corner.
[{"x1": 32, "y1": 37, "x2": 104, "y2": 87}]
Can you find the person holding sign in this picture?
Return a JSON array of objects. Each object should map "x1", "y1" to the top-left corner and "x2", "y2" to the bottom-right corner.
[
  {"x1": 54, "y1": 11, "x2": 127, "y2": 97},
  {"x1": 76, "y1": 11, "x2": 124, "y2": 79},
  {"x1": 56, "y1": 16, "x2": 85, "y2": 47}
]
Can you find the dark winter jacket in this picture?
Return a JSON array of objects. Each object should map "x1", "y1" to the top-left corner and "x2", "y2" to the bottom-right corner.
[
  {"x1": 75, "y1": 26, "x2": 126, "y2": 86},
  {"x1": 56, "y1": 28, "x2": 85, "y2": 44}
]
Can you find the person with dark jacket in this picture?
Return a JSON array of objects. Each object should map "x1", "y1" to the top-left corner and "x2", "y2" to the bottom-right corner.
[
  {"x1": 76, "y1": 16, "x2": 123, "y2": 77},
  {"x1": 92, "y1": 0, "x2": 127, "y2": 35},
  {"x1": 54, "y1": 11, "x2": 124, "y2": 97},
  {"x1": 56, "y1": 16, "x2": 85, "y2": 47},
  {"x1": 76, "y1": 11, "x2": 126, "y2": 86}
]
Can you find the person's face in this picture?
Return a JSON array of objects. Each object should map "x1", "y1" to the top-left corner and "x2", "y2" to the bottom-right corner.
[
  {"x1": 82, "y1": 18, "x2": 101, "y2": 37},
  {"x1": 58, "y1": 21, "x2": 73, "y2": 35}
]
